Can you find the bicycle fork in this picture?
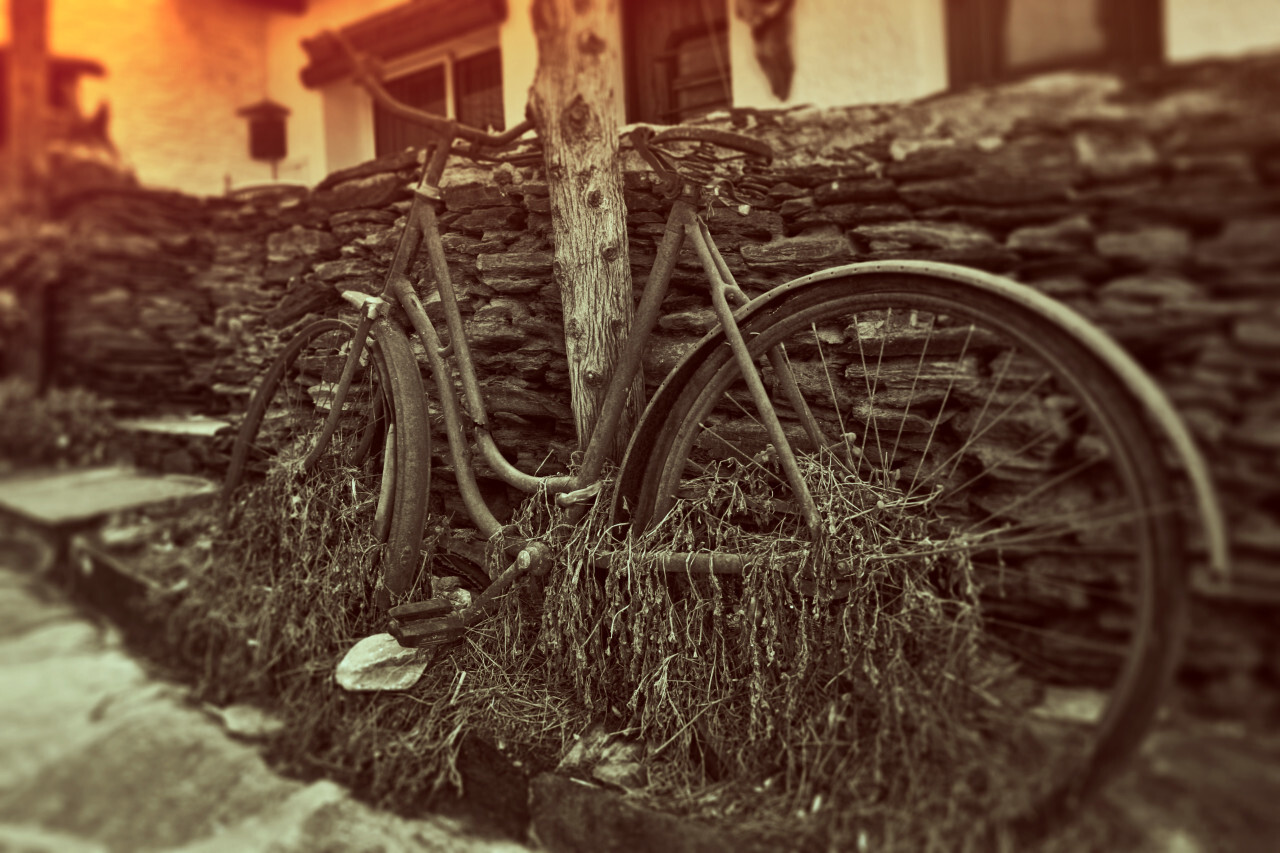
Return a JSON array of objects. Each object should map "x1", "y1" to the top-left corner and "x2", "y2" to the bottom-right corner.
[{"x1": 683, "y1": 214, "x2": 824, "y2": 538}]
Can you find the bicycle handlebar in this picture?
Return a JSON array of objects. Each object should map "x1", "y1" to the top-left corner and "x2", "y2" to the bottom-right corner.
[
  {"x1": 321, "y1": 29, "x2": 533, "y2": 150},
  {"x1": 321, "y1": 29, "x2": 774, "y2": 180}
]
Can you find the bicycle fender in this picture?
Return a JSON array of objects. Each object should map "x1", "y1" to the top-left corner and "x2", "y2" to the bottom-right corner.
[{"x1": 614, "y1": 259, "x2": 1228, "y2": 578}]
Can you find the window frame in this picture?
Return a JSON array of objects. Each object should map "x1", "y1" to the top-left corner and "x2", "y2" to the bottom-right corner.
[
  {"x1": 371, "y1": 29, "x2": 503, "y2": 158},
  {"x1": 944, "y1": 0, "x2": 1164, "y2": 89},
  {"x1": 622, "y1": 0, "x2": 732, "y2": 124}
]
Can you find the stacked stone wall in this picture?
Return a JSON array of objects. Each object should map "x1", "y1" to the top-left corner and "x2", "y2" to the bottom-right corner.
[{"x1": 4, "y1": 51, "x2": 1279, "y2": 708}]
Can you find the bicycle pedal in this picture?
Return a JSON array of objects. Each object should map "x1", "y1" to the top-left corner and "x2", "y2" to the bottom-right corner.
[
  {"x1": 388, "y1": 598, "x2": 453, "y2": 623},
  {"x1": 389, "y1": 615, "x2": 467, "y2": 649}
]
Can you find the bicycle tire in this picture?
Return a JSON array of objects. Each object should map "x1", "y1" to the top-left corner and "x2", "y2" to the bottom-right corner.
[
  {"x1": 631, "y1": 272, "x2": 1186, "y2": 842},
  {"x1": 222, "y1": 318, "x2": 430, "y2": 611}
]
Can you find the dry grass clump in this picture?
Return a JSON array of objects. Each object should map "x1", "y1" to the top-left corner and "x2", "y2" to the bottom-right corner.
[
  {"x1": 529, "y1": 451, "x2": 1055, "y2": 851},
  {"x1": 165, "y1": 458, "x2": 588, "y2": 813},
  {"x1": 162, "y1": 442, "x2": 1068, "y2": 849},
  {"x1": 0, "y1": 379, "x2": 122, "y2": 470}
]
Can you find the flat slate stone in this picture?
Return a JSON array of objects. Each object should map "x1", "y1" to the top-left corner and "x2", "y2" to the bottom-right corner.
[
  {"x1": 0, "y1": 568, "x2": 532, "y2": 852},
  {"x1": 335, "y1": 633, "x2": 432, "y2": 692},
  {"x1": 113, "y1": 414, "x2": 231, "y2": 437},
  {"x1": 0, "y1": 467, "x2": 216, "y2": 528}
]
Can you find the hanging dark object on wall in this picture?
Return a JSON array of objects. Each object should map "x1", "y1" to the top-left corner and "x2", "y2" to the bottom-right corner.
[
  {"x1": 734, "y1": 0, "x2": 794, "y2": 101},
  {"x1": 237, "y1": 99, "x2": 290, "y2": 178}
]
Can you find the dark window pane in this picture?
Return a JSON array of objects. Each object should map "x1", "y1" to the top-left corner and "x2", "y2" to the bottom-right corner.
[
  {"x1": 1005, "y1": 0, "x2": 1105, "y2": 71},
  {"x1": 946, "y1": 0, "x2": 1162, "y2": 88},
  {"x1": 375, "y1": 64, "x2": 446, "y2": 158},
  {"x1": 455, "y1": 48, "x2": 504, "y2": 131},
  {"x1": 669, "y1": 26, "x2": 731, "y2": 122}
]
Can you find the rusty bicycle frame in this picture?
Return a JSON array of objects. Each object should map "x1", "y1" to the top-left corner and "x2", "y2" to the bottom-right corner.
[
  {"x1": 295, "y1": 30, "x2": 1227, "y2": 648},
  {"x1": 218, "y1": 32, "x2": 1239, "y2": 844},
  {"x1": 310, "y1": 32, "x2": 825, "y2": 645}
]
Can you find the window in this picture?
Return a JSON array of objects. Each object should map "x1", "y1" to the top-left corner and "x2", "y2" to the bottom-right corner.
[
  {"x1": 300, "y1": 0, "x2": 508, "y2": 160},
  {"x1": 945, "y1": 0, "x2": 1163, "y2": 88},
  {"x1": 374, "y1": 65, "x2": 446, "y2": 158},
  {"x1": 372, "y1": 48, "x2": 505, "y2": 158},
  {"x1": 454, "y1": 48, "x2": 504, "y2": 131},
  {"x1": 623, "y1": 0, "x2": 731, "y2": 123}
]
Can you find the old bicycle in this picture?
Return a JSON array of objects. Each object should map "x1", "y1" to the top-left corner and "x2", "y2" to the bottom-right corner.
[{"x1": 221, "y1": 31, "x2": 1227, "y2": 844}]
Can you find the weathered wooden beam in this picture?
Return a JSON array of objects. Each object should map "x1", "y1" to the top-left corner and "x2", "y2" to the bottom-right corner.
[
  {"x1": 5, "y1": 0, "x2": 50, "y2": 210},
  {"x1": 4, "y1": 0, "x2": 52, "y2": 390}
]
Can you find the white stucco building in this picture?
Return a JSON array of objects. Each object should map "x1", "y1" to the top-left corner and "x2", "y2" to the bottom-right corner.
[{"x1": 3, "y1": 0, "x2": 1279, "y2": 196}]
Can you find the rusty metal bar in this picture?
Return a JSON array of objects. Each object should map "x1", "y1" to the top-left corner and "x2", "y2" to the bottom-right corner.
[
  {"x1": 301, "y1": 308, "x2": 375, "y2": 471},
  {"x1": 685, "y1": 218, "x2": 822, "y2": 536},
  {"x1": 390, "y1": 541, "x2": 551, "y2": 647},
  {"x1": 574, "y1": 196, "x2": 694, "y2": 487},
  {"x1": 406, "y1": 179, "x2": 576, "y2": 495},
  {"x1": 390, "y1": 274, "x2": 504, "y2": 540}
]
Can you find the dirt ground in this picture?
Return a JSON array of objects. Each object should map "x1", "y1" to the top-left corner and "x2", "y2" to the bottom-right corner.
[{"x1": 1059, "y1": 713, "x2": 1280, "y2": 853}]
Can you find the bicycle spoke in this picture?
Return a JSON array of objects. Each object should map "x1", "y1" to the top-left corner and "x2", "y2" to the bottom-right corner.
[
  {"x1": 690, "y1": 415, "x2": 788, "y2": 488},
  {"x1": 932, "y1": 403, "x2": 1087, "y2": 506},
  {"x1": 888, "y1": 312, "x2": 937, "y2": 472},
  {"x1": 904, "y1": 322, "x2": 977, "y2": 502},
  {"x1": 965, "y1": 449, "x2": 1106, "y2": 531},
  {"x1": 640, "y1": 275, "x2": 1186, "y2": 842},
  {"x1": 851, "y1": 309, "x2": 890, "y2": 470},
  {"x1": 922, "y1": 347, "x2": 1020, "y2": 491}
]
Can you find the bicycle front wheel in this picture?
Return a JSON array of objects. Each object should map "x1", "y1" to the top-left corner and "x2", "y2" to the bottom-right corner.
[
  {"x1": 634, "y1": 272, "x2": 1186, "y2": 841},
  {"x1": 222, "y1": 318, "x2": 430, "y2": 610}
]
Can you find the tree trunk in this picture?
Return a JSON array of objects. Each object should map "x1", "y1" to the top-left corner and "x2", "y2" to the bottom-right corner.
[{"x1": 529, "y1": 0, "x2": 640, "y2": 457}]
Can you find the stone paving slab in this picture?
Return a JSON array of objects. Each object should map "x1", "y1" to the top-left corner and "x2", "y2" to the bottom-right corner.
[
  {"x1": 0, "y1": 466, "x2": 216, "y2": 528},
  {"x1": 0, "y1": 567, "x2": 531, "y2": 853}
]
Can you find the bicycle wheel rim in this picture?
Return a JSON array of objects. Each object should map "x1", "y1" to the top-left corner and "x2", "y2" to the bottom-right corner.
[
  {"x1": 222, "y1": 318, "x2": 351, "y2": 501},
  {"x1": 372, "y1": 319, "x2": 431, "y2": 609},
  {"x1": 640, "y1": 276, "x2": 1185, "y2": 841},
  {"x1": 222, "y1": 319, "x2": 430, "y2": 612}
]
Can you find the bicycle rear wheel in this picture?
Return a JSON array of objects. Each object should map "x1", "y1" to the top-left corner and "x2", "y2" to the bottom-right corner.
[
  {"x1": 222, "y1": 318, "x2": 430, "y2": 610},
  {"x1": 632, "y1": 273, "x2": 1186, "y2": 841}
]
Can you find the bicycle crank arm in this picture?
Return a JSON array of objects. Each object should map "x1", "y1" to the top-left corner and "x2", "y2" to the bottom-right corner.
[{"x1": 389, "y1": 541, "x2": 551, "y2": 648}]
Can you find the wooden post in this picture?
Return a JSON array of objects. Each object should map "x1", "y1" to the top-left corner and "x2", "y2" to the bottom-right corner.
[
  {"x1": 5, "y1": 0, "x2": 50, "y2": 210},
  {"x1": 529, "y1": 0, "x2": 640, "y2": 457},
  {"x1": 4, "y1": 0, "x2": 52, "y2": 390}
]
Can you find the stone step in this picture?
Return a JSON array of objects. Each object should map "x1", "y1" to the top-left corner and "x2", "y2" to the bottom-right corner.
[
  {"x1": 0, "y1": 466, "x2": 216, "y2": 530},
  {"x1": 113, "y1": 414, "x2": 232, "y2": 439},
  {"x1": 112, "y1": 415, "x2": 236, "y2": 477}
]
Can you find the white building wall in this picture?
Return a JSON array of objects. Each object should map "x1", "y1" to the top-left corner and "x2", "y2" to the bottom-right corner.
[
  {"x1": 14, "y1": 0, "x2": 1280, "y2": 196},
  {"x1": 266, "y1": 0, "x2": 543, "y2": 184},
  {"x1": 1164, "y1": 0, "x2": 1280, "y2": 62},
  {"x1": 500, "y1": 0, "x2": 541, "y2": 134},
  {"x1": 728, "y1": 0, "x2": 948, "y2": 110},
  {"x1": 3, "y1": 0, "x2": 273, "y2": 196}
]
